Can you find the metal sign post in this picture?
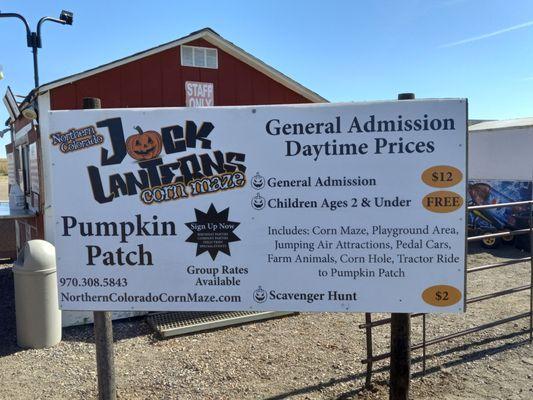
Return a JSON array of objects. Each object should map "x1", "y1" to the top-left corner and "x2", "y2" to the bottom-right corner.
[
  {"x1": 83, "y1": 97, "x2": 117, "y2": 400},
  {"x1": 389, "y1": 92, "x2": 415, "y2": 400}
]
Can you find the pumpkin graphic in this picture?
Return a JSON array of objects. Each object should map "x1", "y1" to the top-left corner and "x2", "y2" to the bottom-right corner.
[
  {"x1": 126, "y1": 126, "x2": 163, "y2": 161},
  {"x1": 251, "y1": 193, "x2": 265, "y2": 210},
  {"x1": 251, "y1": 172, "x2": 265, "y2": 190},
  {"x1": 253, "y1": 286, "x2": 267, "y2": 303}
]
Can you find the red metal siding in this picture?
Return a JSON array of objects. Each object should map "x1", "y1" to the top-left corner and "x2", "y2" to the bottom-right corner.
[
  {"x1": 160, "y1": 48, "x2": 181, "y2": 106},
  {"x1": 50, "y1": 84, "x2": 76, "y2": 109},
  {"x1": 50, "y1": 38, "x2": 312, "y2": 110},
  {"x1": 119, "y1": 62, "x2": 143, "y2": 108},
  {"x1": 99, "y1": 68, "x2": 122, "y2": 108}
]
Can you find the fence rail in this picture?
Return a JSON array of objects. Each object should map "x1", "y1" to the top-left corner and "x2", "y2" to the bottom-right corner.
[{"x1": 361, "y1": 199, "x2": 533, "y2": 387}]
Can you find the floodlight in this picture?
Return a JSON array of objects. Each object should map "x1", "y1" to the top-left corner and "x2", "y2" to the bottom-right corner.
[
  {"x1": 22, "y1": 106, "x2": 37, "y2": 120},
  {"x1": 59, "y1": 10, "x2": 73, "y2": 25}
]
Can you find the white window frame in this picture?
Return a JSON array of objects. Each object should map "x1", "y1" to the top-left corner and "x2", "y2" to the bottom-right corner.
[{"x1": 180, "y1": 45, "x2": 218, "y2": 69}]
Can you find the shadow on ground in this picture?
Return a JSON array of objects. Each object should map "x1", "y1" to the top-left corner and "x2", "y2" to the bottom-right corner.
[
  {"x1": 467, "y1": 242, "x2": 529, "y2": 257},
  {"x1": 0, "y1": 264, "x2": 20, "y2": 357},
  {"x1": 265, "y1": 327, "x2": 531, "y2": 400},
  {"x1": 61, "y1": 315, "x2": 154, "y2": 344}
]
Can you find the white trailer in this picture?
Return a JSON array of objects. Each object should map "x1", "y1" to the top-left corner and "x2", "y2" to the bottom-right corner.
[
  {"x1": 468, "y1": 118, "x2": 533, "y2": 249},
  {"x1": 469, "y1": 118, "x2": 533, "y2": 181}
]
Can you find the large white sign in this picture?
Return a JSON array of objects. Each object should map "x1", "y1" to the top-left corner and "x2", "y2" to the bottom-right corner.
[{"x1": 47, "y1": 100, "x2": 467, "y2": 312}]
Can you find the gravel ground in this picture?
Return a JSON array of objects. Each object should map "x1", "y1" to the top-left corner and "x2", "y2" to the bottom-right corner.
[{"x1": 0, "y1": 244, "x2": 531, "y2": 399}]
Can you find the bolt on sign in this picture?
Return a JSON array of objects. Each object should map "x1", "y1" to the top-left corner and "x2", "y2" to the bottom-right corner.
[
  {"x1": 47, "y1": 99, "x2": 467, "y2": 312},
  {"x1": 185, "y1": 81, "x2": 214, "y2": 107}
]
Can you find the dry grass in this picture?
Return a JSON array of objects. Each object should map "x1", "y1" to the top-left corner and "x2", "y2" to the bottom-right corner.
[
  {"x1": 0, "y1": 176, "x2": 8, "y2": 201},
  {"x1": 0, "y1": 158, "x2": 7, "y2": 176},
  {"x1": 0, "y1": 158, "x2": 9, "y2": 201}
]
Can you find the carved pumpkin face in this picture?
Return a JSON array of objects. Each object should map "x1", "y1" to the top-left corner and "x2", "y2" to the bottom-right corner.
[
  {"x1": 126, "y1": 126, "x2": 162, "y2": 161},
  {"x1": 251, "y1": 193, "x2": 265, "y2": 210},
  {"x1": 253, "y1": 286, "x2": 267, "y2": 303},
  {"x1": 251, "y1": 173, "x2": 265, "y2": 190}
]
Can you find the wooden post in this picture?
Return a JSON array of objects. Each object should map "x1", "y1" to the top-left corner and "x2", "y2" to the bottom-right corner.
[
  {"x1": 364, "y1": 313, "x2": 374, "y2": 388},
  {"x1": 389, "y1": 92, "x2": 415, "y2": 400},
  {"x1": 93, "y1": 311, "x2": 116, "y2": 400},
  {"x1": 83, "y1": 97, "x2": 117, "y2": 400},
  {"x1": 390, "y1": 313, "x2": 411, "y2": 399}
]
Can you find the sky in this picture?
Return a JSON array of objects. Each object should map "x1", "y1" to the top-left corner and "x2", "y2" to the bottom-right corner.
[{"x1": 2, "y1": 0, "x2": 533, "y2": 156}]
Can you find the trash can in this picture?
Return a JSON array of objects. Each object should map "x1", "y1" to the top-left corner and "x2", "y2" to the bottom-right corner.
[{"x1": 13, "y1": 240, "x2": 61, "y2": 348}]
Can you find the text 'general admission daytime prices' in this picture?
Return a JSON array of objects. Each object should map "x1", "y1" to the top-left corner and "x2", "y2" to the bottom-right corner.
[{"x1": 47, "y1": 99, "x2": 467, "y2": 312}]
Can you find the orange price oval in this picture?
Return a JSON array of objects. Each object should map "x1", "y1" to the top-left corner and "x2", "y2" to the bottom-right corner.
[
  {"x1": 422, "y1": 285, "x2": 462, "y2": 307},
  {"x1": 421, "y1": 165, "x2": 463, "y2": 188},
  {"x1": 422, "y1": 191, "x2": 463, "y2": 213}
]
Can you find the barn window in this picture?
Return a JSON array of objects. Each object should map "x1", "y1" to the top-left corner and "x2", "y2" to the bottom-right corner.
[{"x1": 181, "y1": 45, "x2": 218, "y2": 69}]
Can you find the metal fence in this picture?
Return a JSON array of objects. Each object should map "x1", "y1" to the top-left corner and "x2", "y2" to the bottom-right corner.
[{"x1": 360, "y1": 200, "x2": 533, "y2": 388}]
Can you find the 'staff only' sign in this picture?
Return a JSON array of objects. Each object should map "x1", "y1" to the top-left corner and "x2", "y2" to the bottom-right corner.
[
  {"x1": 47, "y1": 100, "x2": 467, "y2": 312},
  {"x1": 185, "y1": 81, "x2": 214, "y2": 107}
]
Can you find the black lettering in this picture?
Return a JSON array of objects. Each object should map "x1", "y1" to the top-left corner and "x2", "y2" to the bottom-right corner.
[
  {"x1": 62, "y1": 216, "x2": 77, "y2": 236},
  {"x1": 87, "y1": 166, "x2": 115, "y2": 204},
  {"x1": 97, "y1": 118, "x2": 127, "y2": 166},
  {"x1": 138, "y1": 158, "x2": 163, "y2": 187},
  {"x1": 286, "y1": 140, "x2": 301, "y2": 156},
  {"x1": 224, "y1": 152, "x2": 246, "y2": 173},
  {"x1": 161, "y1": 125, "x2": 186, "y2": 154},
  {"x1": 266, "y1": 119, "x2": 280, "y2": 135},
  {"x1": 199, "y1": 151, "x2": 226, "y2": 176},
  {"x1": 124, "y1": 170, "x2": 150, "y2": 195},
  {"x1": 186, "y1": 121, "x2": 213, "y2": 149},
  {"x1": 86, "y1": 245, "x2": 101, "y2": 266}
]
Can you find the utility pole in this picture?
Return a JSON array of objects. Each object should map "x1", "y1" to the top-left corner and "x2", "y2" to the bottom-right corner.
[{"x1": 0, "y1": 10, "x2": 73, "y2": 88}]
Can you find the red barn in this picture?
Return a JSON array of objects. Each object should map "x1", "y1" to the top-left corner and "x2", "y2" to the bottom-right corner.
[
  {"x1": 3, "y1": 27, "x2": 325, "y2": 327},
  {"x1": 4, "y1": 27, "x2": 326, "y2": 255},
  {"x1": 46, "y1": 28, "x2": 324, "y2": 109}
]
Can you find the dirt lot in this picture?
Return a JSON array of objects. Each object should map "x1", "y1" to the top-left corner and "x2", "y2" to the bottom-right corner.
[{"x1": 0, "y1": 244, "x2": 531, "y2": 399}]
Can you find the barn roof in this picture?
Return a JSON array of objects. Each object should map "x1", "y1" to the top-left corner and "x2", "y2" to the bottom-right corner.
[{"x1": 37, "y1": 27, "x2": 327, "y2": 103}]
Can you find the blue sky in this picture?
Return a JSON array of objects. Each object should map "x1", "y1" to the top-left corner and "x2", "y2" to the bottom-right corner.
[{"x1": 2, "y1": 0, "x2": 533, "y2": 156}]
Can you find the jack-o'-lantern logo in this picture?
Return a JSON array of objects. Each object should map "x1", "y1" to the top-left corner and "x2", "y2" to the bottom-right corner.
[
  {"x1": 126, "y1": 126, "x2": 163, "y2": 161},
  {"x1": 251, "y1": 193, "x2": 265, "y2": 210},
  {"x1": 251, "y1": 172, "x2": 265, "y2": 190},
  {"x1": 253, "y1": 286, "x2": 267, "y2": 303}
]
